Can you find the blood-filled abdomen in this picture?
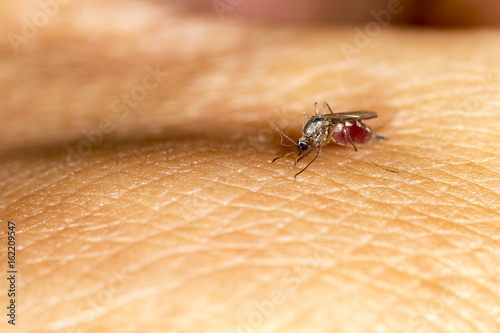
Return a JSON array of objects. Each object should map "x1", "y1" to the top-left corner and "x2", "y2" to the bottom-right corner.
[{"x1": 331, "y1": 120, "x2": 375, "y2": 147}]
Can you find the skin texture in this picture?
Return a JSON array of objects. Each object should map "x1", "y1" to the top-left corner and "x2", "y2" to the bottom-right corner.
[{"x1": 1, "y1": 1, "x2": 500, "y2": 332}]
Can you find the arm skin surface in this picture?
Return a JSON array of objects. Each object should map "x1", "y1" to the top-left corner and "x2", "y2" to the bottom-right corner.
[{"x1": 1, "y1": 1, "x2": 500, "y2": 332}]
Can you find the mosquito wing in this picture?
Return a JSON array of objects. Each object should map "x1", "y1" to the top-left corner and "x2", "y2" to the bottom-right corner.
[{"x1": 324, "y1": 111, "x2": 378, "y2": 121}]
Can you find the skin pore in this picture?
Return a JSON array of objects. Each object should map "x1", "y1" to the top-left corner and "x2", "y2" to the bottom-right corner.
[{"x1": 1, "y1": 1, "x2": 500, "y2": 332}]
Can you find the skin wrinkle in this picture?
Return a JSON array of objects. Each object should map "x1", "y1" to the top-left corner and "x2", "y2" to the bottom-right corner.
[{"x1": 2, "y1": 1, "x2": 500, "y2": 332}]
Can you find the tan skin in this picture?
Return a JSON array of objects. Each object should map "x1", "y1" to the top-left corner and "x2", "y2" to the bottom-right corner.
[{"x1": 1, "y1": 1, "x2": 500, "y2": 332}]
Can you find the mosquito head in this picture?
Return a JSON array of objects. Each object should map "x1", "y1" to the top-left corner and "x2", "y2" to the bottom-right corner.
[{"x1": 297, "y1": 137, "x2": 309, "y2": 153}]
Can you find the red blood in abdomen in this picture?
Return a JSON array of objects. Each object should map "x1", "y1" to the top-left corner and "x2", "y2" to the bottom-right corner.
[{"x1": 331, "y1": 121, "x2": 374, "y2": 147}]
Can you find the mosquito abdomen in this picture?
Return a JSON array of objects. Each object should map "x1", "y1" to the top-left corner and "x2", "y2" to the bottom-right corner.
[{"x1": 331, "y1": 120, "x2": 375, "y2": 147}]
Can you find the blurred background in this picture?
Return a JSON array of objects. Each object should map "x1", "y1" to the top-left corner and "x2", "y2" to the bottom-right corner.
[{"x1": 163, "y1": 0, "x2": 500, "y2": 26}]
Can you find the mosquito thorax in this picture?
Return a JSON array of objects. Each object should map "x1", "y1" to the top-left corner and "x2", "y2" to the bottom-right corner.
[{"x1": 303, "y1": 115, "x2": 327, "y2": 142}]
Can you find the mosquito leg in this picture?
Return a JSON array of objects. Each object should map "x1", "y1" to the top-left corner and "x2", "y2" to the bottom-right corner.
[
  {"x1": 294, "y1": 146, "x2": 322, "y2": 179},
  {"x1": 345, "y1": 128, "x2": 399, "y2": 173},
  {"x1": 272, "y1": 149, "x2": 299, "y2": 163},
  {"x1": 345, "y1": 126, "x2": 359, "y2": 152},
  {"x1": 315, "y1": 102, "x2": 319, "y2": 115},
  {"x1": 294, "y1": 146, "x2": 315, "y2": 165},
  {"x1": 303, "y1": 112, "x2": 309, "y2": 127},
  {"x1": 326, "y1": 103, "x2": 334, "y2": 115}
]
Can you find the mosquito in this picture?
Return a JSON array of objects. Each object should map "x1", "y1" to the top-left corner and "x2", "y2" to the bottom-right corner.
[{"x1": 268, "y1": 102, "x2": 398, "y2": 179}]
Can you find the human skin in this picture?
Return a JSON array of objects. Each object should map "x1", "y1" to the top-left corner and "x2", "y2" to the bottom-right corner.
[{"x1": 1, "y1": 1, "x2": 500, "y2": 332}]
